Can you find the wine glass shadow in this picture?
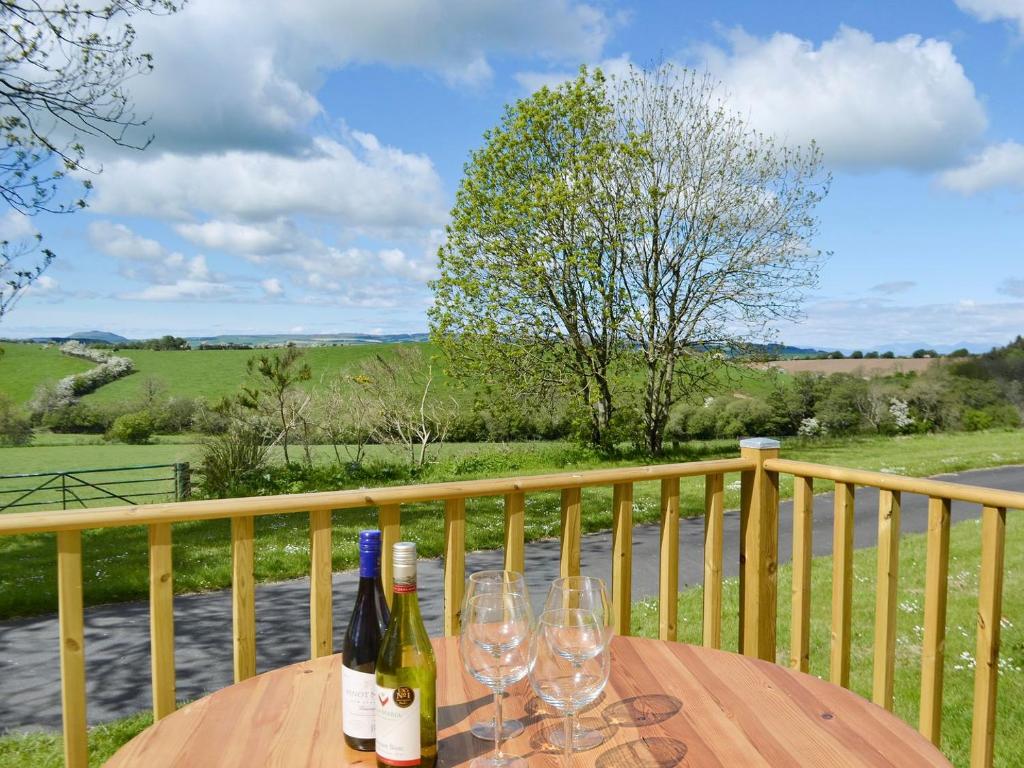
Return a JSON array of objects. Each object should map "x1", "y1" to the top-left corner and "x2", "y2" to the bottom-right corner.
[
  {"x1": 437, "y1": 693, "x2": 492, "y2": 730},
  {"x1": 601, "y1": 695, "x2": 682, "y2": 728},
  {"x1": 594, "y1": 737, "x2": 689, "y2": 768}
]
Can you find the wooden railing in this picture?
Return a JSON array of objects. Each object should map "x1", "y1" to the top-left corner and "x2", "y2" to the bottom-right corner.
[{"x1": 0, "y1": 440, "x2": 1019, "y2": 768}]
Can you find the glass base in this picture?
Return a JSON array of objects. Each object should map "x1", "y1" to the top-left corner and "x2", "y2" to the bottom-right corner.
[
  {"x1": 547, "y1": 718, "x2": 607, "y2": 752},
  {"x1": 470, "y1": 718, "x2": 524, "y2": 741},
  {"x1": 468, "y1": 756, "x2": 528, "y2": 768}
]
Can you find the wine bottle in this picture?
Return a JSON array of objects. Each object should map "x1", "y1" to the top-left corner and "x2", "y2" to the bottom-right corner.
[
  {"x1": 342, "y1": 530, "x2": 391, "y2": 751},
  {"x1": 375, "y1": 542, "x2": 437, "y2": 768}
]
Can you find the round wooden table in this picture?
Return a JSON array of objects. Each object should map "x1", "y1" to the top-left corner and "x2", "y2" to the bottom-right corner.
[{"x1": 107, "y1": 636, "x2": 951, "y2": 767}]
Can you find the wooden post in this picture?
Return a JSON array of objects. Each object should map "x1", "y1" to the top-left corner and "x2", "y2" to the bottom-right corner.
[
  {"x1": 659, "y1": 477, "x2": 680, "y2": 642},
  {"x1": 872, "y1": 490, "x2": 901, "y2": 710},
  {"x1": 790, "y1": 476, "x2": 813, "y2": 672},
  {"x1": 920, "y1": 496, "x2": 951, "y2": 745},
  {"x1": 831, "y1": 482, "x2": 855, "y2": 688},
  {"x1": 703, "y1": 473, "x2": 724, "y2": 649},
  {"x1": 378, "y1": 504, "x2": 401, "y2": 605},
  {"x1": 148, "y1": 522, "x2": 176, "y2": 720},
  {"x1": 231, "y1": 516, "x2": 256, "y2": 682},
  {"x1": 503, "y1": 492, "x2": 525, "y2": 575},
  {"x1": 738, "y1": 438, "x2": 780, "y2": 661},
  {"x1": 560, "y1": 488, "x2": 582, "y2": 580},
  {"x1": 444, "y1": 499, "x2": 466, "y2": 636},
  {"x1": 309, "y1": 510, "x2": 333, "y2": 659},
  {"x1": 611, "y1": 483, "x2": 633, "y2": 636},
  {"x1": 971, "y1": 506, "x2": 1006, "y2": 768},
  {"x1": 57, "y1": 530, "x2": 87, "y2": 768}
]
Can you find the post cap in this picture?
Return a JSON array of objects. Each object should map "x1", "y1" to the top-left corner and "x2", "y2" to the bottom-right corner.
[{"x1": 739, "y1": 437, "x2": 781, "y2": 450}]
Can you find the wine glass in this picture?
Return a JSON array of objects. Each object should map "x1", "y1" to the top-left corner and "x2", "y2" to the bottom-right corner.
[
  {"x1": 461, "y1": 592, "x2": 532, "y2": 768},
  {"x1": 529, "y1": 608, "x2": 610, "y2": 765},
  {"x1": 463, "y1": 571, "x2": 531, "y2": 740},
  {"x1": 543, "y1": 576, "x2": 612, "y2": 749}
]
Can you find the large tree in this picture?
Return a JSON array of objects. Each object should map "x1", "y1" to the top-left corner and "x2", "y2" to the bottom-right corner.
[
  {"x1": 0, "y1": 0, "x2": 180, "y2": 318},
  {"x1": 431, "y1": 64, "x2": 830, "y2": 452}
]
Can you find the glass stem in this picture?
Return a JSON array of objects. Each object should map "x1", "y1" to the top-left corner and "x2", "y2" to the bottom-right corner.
[
  {"x1": 493, "y1": 687, "x2": 503, "y2": 759},
  {"x1": 563, "y1": 710, "x2": 574, "y2": 766}
]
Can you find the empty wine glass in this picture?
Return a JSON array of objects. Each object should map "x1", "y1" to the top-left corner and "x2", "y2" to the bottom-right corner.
[
  {"x1": 463, "y1": 571, "x2": 531, "y2": 740},
  {"x1": 529, "y1": 608, "x2": 610, "y2": 765},
  {"x1": 461, "y1": 592, "x2": 532, "y2": 768},
  {"x1": 543, "y1": 576, "x2": 612, "y2": 750}
]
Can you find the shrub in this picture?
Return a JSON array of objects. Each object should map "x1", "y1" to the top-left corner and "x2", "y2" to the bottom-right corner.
[
  {"x1": 198, "y1": 426, "x2": 271, "y2": 498},
  {"x1": 107, "y1": 411, "x2": 156, "y2": 444},
  {"x1": 715, "y1": 397, "x2": 774, "y2": 438},
  {"x1": 962, "y1": 404, "x2": 1021, "y2": 432},
  {"x1": 43, "y1": 402, "x2": 124, "y2": 433},
  {"x1": 0, "y1": 395, "x2": 32, "y2": 446}
]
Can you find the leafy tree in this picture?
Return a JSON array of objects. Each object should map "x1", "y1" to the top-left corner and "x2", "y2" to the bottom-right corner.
[
  {"x1": 850, "y1": 350, "x2": 863, "y2": 359},
  {"x1": 948, "y1": 347, "x2": 970, "y2": 358},
  {"x1": 239, "y1": 346, "x2": 312, "y2": 464},
  {"x1": 865, "y1": 351, "x2": 879, "y2": 359},
  {"x1": 0, "y1": 0, "x2": 182, "y2": 319},
  {"x1": 881, "y1": 351, "x2": 896, "y2": 359},
  {"x1": 431, "y1": 64, "x2": 829, "y2": 452},
  {"x1": 912, "y1": 348, "x2": 938, "y2": 358}
]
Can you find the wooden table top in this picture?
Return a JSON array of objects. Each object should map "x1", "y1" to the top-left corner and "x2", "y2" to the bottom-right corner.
[{"x1": 107, "y1": 636, "x2": 951, "y2": 767}]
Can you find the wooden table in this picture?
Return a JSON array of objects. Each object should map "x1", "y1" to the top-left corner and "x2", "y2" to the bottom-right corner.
[{"x1": 108, "y1": 636, "x2": 951, "y2": 767}]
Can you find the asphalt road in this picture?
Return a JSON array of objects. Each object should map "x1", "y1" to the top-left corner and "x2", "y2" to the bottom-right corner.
[{"x1": 1, "y1": 465, "x2": 1021, "y2": 733}]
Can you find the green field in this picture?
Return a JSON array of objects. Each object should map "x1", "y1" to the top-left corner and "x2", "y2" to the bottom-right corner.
[
  {"x1": 0, "y1": 344, "x2": 93, "y2": 404},
  {"x1": 0, "y1": 340, "x2": 780, "y2": 409},
  {"x1": 0, "y1": 430, "x2": 1022, "y2": 620},
  {"x1": 0, "y1": 514, "x2": 1019, "y2": 767}
]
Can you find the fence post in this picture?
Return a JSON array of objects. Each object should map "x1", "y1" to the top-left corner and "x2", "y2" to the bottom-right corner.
[
  {"x1": 174, "y1": 463, "x2": 191, "y2": 501},
  {"x1": 739, "y1": 437, "x2": 780, "y2": 661}
]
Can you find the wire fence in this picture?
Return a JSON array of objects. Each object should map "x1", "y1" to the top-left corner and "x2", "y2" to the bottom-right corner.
[{"x1": 0, "y1": 463, "x2": 191, "y2": 512}]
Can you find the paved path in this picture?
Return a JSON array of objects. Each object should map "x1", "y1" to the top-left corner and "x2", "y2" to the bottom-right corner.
[{"x1": 1, "y1": 465, "x2": 1022, "y2": 733}]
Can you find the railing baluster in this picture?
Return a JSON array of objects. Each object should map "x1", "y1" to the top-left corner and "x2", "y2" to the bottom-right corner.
[
  {"x1": 971, "y1": 505, "x2": 1007, "y2": 768},
  {"x1": 444, "y1": 499, "x2": 466, "y2": 636},
  {"x1": 702, "y1": 473, "x2": 724, "y2": 649},
  {"x1": 148, "y1": 522, "x2": 176, "y2": 719},
  {"x1": 611, "y1": 483, "x2": 633, "y2": 636},
  {"x1": 920, "y1": 496, "x2": 951, "y2": 745},
  {"x1": 57, "y1": 530, "x2": 87, "y2": 768},
  {"x1": 790, "y1": 476, "x2": 813, "y2": 672},
  {"x1": 659, "y1": 477, "x2": 680, "y2": 642},
  {"x1": 831, "y1": 482, "x2": 854, "y2": 687},
  {"x1": 378, "y1": 504, "x2": 401, "y2": 603},
  {"x1": 231, "y1": 516, "x2": 256, "y2": 682},
  {"x1": 872, "y1": 489, "x2": 901, "y2": 710},
  {"x1": 503, "y1": 492, "x2": 525, "y2": 574},
  {"x1": 560, "y1": 488, "x2": 582, "y2": 579},
  {"x1": 309, "y1": 510, "x2": 333, "y2": 659},
  {"x1": 739, "y1": 439, "x2": 780, "y2": 661}
]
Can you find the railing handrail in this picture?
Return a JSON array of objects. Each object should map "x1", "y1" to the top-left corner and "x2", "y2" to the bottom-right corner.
[
  {"x1": 0, "y1": 457, "x2": 754, "y2": 536},
  {"x1": 765, "y1": 458, "x2": 1024, "y2": 510}
]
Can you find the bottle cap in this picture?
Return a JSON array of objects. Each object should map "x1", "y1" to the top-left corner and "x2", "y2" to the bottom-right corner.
[
  {"x1": 393, "y1": 541, "x2": 417, "y2": 583},
  {"x1": 358, "y1": 530, "x2": 381, "y2": 553}
]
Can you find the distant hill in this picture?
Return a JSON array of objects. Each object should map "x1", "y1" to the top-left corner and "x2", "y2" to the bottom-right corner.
[
  {"x1": 68, "y1": 330, "x2": 130, "y2": 344},
  {"x1": 183, "y1": 332, "x2": 429, "y2": 348}
]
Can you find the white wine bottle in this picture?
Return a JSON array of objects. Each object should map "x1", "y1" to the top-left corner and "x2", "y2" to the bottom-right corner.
[
  {"x1": 375, "y1": 542, "x2": 437, "y2": 767},
  {"x1": 342, "y1": 530, "x2": 390, "y2": 751}
]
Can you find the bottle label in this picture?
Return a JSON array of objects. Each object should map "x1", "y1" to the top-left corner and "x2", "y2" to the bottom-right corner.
[
  {"x1": 342, "y1": 667, "x2": 377, "y2": 739},
  {"x1": 393, "y1": 582, "x2": 416, "y2": 594},
  {"x1": 375, "y1": 685, "x2": 420, "y2": 765}
]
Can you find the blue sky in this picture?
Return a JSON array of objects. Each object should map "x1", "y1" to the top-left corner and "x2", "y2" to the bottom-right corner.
[{"x1": 3, "y1": 0, "x2": 1024, "y2": 351}]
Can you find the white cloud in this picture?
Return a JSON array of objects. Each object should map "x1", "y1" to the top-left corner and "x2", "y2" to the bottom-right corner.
[
  {"x1": 515, "y1": 54, "x2": 634, "y2": 92},
  {"x1": 88, "y1": 134, "x2": 446, "y2": 236},
  {"x1": 261, "y1": 278, "x2": 284, "y2": 297},
  {"x1": 871, "y1": 280, "x2": 916, "y2": 295},
  {"x1": 0, "y1": 210, "x2": 38, "y2": 241},
  {"x1": 999, "y1": 277, "x2": 1024, "y2": 298},
  {"x1": 937, "y1": 141, "x2": 1024, "y2": 194},
  {"x1": 88, "y1": 221, "x2": 167, "y2": 262},
  {"x1": 175, "y1": 220, "x2": 302, "y2": 259},
  {"x1": 696, "y1": 27, "x2": 987, "y2": 170},
  {"x1": 955, "y1": 0, "x2": 1024, "y2": 34},
  {"x1": 88, "y1": 221, "x2": 227, "y2": 290},
  {"x1": 122, "y1": 280, "x2": 238, "y2": 302},
  {"x1": 113, "y1": 0, "x2": 614, "y2": 155}
]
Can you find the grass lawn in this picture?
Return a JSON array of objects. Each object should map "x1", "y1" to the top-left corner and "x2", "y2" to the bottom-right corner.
[
  {"x1": 0, "y1": 430, "x2": 1022, "y2": 619},
  {"x1": 632, "y1": 514, "x2": 1024, "y2": 767},
  {"x1": 0, "y1": 344, "x2": 92, "y2": 405},
  {"x1": 1, "y1": 514, "x2": 1019, "y2": 766}
]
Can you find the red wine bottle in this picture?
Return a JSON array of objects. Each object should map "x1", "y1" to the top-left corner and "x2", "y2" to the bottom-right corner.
[{"x1": 342, "y1": 530, "x2": 391, "y2": 751}]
